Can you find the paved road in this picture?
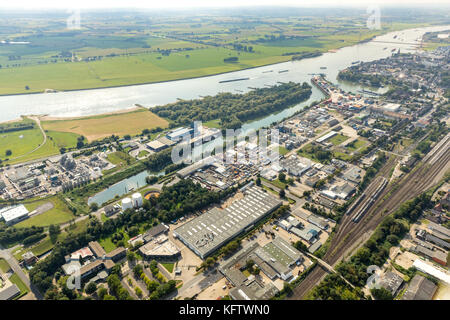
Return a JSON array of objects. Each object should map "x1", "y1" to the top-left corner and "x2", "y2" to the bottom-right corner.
[{"x1": 0, "y1": 248, "x2": 43, "y2": 300}]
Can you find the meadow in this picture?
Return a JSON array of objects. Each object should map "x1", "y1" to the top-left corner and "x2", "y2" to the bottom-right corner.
[
  {"x1": 42, "y1": 109, "x2": 169, "y2": 142},
  {"x1": 0, "y1": 9, "x2": 437, "y2": 95},
  {"x1": 17, "y1": 196, "x2": 75, "y2": 228}
]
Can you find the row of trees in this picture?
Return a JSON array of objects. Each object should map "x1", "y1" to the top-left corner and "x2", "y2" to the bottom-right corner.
[{"x1": 0, "y1": 224, "x2": 44, "y2": 246}]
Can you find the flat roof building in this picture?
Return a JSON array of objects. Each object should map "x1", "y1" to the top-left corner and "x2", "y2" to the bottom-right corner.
[
  {"x1": 139, "y1": 235, "x2": 181, "y2": 260},
  {"x1": 173, "y1": 186, "x2": 282, "y2": 259},
  {"x1": 146, "y1": 140, "x2": 168, "y2": 152},
  {"x1": 0, "y1": 284, "x2": 20, "y2": 300},
  {"x1": 166, "y1": 127, "x2": 193, "y2": 142},
  {"x1": 0, "y1": 205, "x2": 29, "y2": 225},
  {"x1": 402, "y1": 275, "x2": 437, "y2": 300}
]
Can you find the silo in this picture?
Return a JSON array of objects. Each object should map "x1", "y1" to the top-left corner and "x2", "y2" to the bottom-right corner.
[
  {"x1": 121, "y1": 197, "x2": 133, "y2": 211},
  {"x1": 132, "y1": 192, "x2": 143, "y2": 208}
]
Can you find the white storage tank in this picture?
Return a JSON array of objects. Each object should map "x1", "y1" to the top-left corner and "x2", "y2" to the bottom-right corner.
[
  {"x1": 132, "y1": 192, "x2": 143, "y2": 208},
  {"x1": 121, "y1": 197, "x2": 133, "y2": 211}
]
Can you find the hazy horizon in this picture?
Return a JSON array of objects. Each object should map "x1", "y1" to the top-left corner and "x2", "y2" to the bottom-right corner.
[{"x1": 1, "y1": 0, "x2": 450, "y2": 10}]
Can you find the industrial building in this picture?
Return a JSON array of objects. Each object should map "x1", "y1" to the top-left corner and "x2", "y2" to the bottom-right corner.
[
  {"x1": 379, "y1": 272, "x2": 404, "y2": 296},
  {"x1": 280, "y1": 155, "x2": 311, "y2": 177},
  {"x1": 402, "y1": 275, "x2": 437, "y2": 300},
  {"x1": 166, "y1": 127, "x2": 193, "y2": 142},
  {"x1": 316, "y1": 130, "x2": 337, "y2": 143},
  {"x1": 173, "y1": 186, "x2": 282, "y2": 259},
  {"x1": 219, "y1": 238, "x2": 304, "y2": 300},
  {"x1": 139, "y1": 235, "x2": 181, "y2": 260},
  {"x1": 0, "y1": 205, "x2": 29, "y2": 225},
  {"x1": 146, "y1": 140, "x2": 168, "y2": 152}
]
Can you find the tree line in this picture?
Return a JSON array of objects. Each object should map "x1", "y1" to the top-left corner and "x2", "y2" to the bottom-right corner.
[{"x1": 152, "y1": 82, "x2": 312, "y2": 129}]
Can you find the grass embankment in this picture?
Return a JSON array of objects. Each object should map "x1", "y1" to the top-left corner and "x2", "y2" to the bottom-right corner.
[{"x1": 42, "y1": 109, "x2": 169, "y2": 142}]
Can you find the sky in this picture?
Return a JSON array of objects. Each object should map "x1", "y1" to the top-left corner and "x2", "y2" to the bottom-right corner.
[{"x1": 0, "y1": 0, "x2": 449, "y2": 10}]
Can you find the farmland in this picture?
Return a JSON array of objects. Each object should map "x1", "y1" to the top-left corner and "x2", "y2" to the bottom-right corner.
[
  {"x1": 0, "y1": 9, "x2": 438, "y2": 95},
  {"x1": 41, "y1": 108, "x2": 169, "y2": 142}
]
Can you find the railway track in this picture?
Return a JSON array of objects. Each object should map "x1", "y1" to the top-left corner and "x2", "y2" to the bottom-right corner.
[{"x1": 289, "y1": 134, "x2": 450, "y2": 299}]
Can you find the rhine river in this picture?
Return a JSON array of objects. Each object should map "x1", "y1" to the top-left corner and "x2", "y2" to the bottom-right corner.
[{"x1": 0, "y1": 25, "x2": 449, "y2": 125}]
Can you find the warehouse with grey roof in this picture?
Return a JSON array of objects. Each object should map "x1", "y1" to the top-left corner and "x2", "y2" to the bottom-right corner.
[{"x1": 173, "y1": 186, "x2": 282, "y2": 259}]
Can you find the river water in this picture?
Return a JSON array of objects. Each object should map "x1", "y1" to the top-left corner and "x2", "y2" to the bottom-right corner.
[
  {"x1": 1, "y1": 25, "x2": 448, "y2": 124},
  {"x1": 10, "y1": 25, "x2": 448, "y2": 206}
]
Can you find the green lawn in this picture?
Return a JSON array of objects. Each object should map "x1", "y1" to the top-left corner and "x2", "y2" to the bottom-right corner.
[
  {"x1": 278, "y1": 146, "x2": 290, "y2": 156},
  {"x1": 137, "y1": 150, "x2": 149, "y2": 158},
  {"x1": 328, "y1": 133, "x2": 349, "y2": 146},
  {"x1": 333, "y1": 151, "x2": 352, "y2": 161},
  {"x1": 17, "y1": 196, "x2": 75, "y2": 228},
  {"x1": 14, "y1": 219, "x2": 90, "y2": 261},
  {"x1": 0, "y1": 126, "x2": 44, "y2": 161},
  {"x1": 107, "y1": 151, "x2": 136, "y2": 166},
  {"x1": 0, "y1": 258, "x2": 11, "y2": 273},
  {"x1": 203, "y1": 119, "x2": 222, "y2": 129},
  {"x1": 161, "y1": 263, "x2": 175, "y2": 273},
  {"x1": 261, "y1": 177, "x2": 287, "y2": 190},
  {"x1": 46, "y1": 130, "x2": 81, "y2": 149},
  {"x1": 0, "y1": 121, "x2": 80, "y2": 165},
  {"x1": 9, "y1": 273, "x2": 29, "y2": 298},
  {"x1": 345, "y1": 139, "x2": 367, "y2": 152}
]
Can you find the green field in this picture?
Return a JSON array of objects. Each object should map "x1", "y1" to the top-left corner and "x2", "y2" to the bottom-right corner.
[
  {"x1": 0, "y1": 10, "x2": 434, "y2": 95},
  {"x1": 107, "y1": 151, "x2": 136, "y2": 168},
  {"x1": 345, "y1": 139, "x2": 367, "y2": 151},
  {"x1": 278, "y1": 146, "x2": 290, "y2": 156},
  {"x1": 0, "y1": 258, "x2": 10, "y2": 273},
  {"x1": 9, "y1": 273, "x2": 29, "y2": 298},
  {"x1": 0, "y1": 126, "x2": 43, "y2": 161},
  {"x1": 17, "y1": 196, "x2": 75, "y2": 228},
  {"x1": 13, "y1": 218, "x2": 90, "y2": 261},
  {"x1": 42, "y1": 109, "x2": 169, "y2": 142},
  {"x1": 328, "y1": 133, "x2": 349, "y2": 146},
  {"x1": 161, "y1": 263, "x2": 175, "y2": 273},
  {"x1": 0, "y1": 118, "x2": 83, "y2": 165}
]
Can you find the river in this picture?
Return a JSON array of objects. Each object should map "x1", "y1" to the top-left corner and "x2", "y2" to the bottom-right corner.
[{"x1": 0, "y1": 25, "x2": 448, "y2": 124}]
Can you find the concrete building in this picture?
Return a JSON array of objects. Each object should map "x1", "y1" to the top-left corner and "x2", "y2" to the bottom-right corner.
[
  {"x1": 146, "y1": 140, "x2": 168, "y2": 152},
  {"x1": 402, "y1": 275, "x2": 437, "y2": 300},
  {"x1": 166, "y1": 127, "x2": 193, "y2": 142},
  {"x1": 0, "y1": 283, "x2": 20, "y2": 300},
  {"x1": 139, "y1": 235, "x2": 181, "y2": 260},
  {"x1": 379, "y1": 271, "x2": 404, "y2": 296},
  {"x1": 0, "y1": 205, "x2": 29, "y2": 225},
  {"x1": 173, "y1": 186, "x2": 282, "y2": 259},
  {"x1": 316, "y1": 131, "x2": 337, "y2": 143}
]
